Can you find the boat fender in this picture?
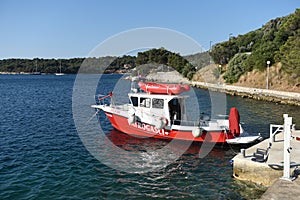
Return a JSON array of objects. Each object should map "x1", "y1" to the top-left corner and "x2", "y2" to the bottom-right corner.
[
  {"x1": 160, "y1": 117, "x2": 168, "y2": 126},
  {"x1": 128, "y1": 114, "x2": 136, "y2": 124},
  {"x1": 229, "y1": 107, "x2": 240, "y2": 137},
  {"x1": 154, "y1": 120, "x2": 164, "y2": 130},
  {"x1": 192, "y1": 126, "x2": 202, "y2": 138},
  {"x1": 153, "y1": 117, "x2": 168, "y2": 130}
]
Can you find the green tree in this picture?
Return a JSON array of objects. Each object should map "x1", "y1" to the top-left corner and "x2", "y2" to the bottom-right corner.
[
  {"x1": 275, "y1": 35, "x2": 300, "y2": 80},
  {"x1": 182, "y1": 63, "x2": 195, "y2": 78},
  {"x1": 224, "y1": 53, "x2": 249, "y2": 83},
  {"x1": 244, "y1": 41, "x2": 277, "y2": 71}
]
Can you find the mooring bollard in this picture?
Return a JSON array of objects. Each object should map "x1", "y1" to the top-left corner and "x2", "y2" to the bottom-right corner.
[{"x1": 240, "y1": 149, "x2": 246, "y2": 157}]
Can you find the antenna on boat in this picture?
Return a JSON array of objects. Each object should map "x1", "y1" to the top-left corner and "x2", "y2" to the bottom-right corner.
[{"x1": 131, "y1": 75, "x2": 145, "y2": 93}]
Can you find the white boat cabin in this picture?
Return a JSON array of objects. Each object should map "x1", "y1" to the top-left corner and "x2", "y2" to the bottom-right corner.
[{"x1": 128, "y1": 92, "x2": 188, "y2": 127}]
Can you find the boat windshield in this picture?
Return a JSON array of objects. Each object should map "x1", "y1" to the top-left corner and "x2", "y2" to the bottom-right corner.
[{"x1": 130, "y1": 96, "x2": 138, "y2": 107}]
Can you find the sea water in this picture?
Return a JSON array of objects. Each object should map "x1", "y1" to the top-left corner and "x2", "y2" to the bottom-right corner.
[{"x1": 1, "y1": 74, "x2": 299, "y2": 199}]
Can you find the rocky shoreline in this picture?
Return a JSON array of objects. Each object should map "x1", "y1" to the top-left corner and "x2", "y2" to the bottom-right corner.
[
  {"x1": 191, "y1": 81, "x2": 300, "y2": 106},
  {"x1": 142, "y1": 70, "x2": 300, "y2": 106}
]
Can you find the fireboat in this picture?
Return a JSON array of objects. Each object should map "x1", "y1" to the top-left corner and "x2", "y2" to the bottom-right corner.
[{"x1": 92, "y1": 78, "x2": 262, "y2": 144}]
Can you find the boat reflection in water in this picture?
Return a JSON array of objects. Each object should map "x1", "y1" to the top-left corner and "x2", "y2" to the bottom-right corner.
[{"x1": 106, "y1": 128, "x2": 230, "y2": 158}]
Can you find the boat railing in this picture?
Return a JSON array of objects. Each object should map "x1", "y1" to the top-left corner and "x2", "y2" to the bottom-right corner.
[
  {"x1": 113, "y1": 104, "x2": 130, "y2": 111},
  {"x1": 269, "y1": 124, "x2": 284, "y2": 146},
  {"x1": 95, "y1": 93, "x2": 113, "y2": 106}
]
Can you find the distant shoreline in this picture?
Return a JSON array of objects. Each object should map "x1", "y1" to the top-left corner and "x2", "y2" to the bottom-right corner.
[
  {"x1": 0, "y1": 71, "x2": 129, "y2": 75},
  {"x1": 0, "y1": 72, "x2": 60, "y2": 75},
  {"x1": 2, "y1": 71, "x2": 299, "y2": 106},
  {"x1": 0, "y1": 72, "x2": 33, "y2": 75}
]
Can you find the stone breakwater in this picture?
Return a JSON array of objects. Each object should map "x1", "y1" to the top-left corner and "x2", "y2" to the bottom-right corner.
[{"x1": 191, "y1": 81, "x2": 300, "y2": 106}]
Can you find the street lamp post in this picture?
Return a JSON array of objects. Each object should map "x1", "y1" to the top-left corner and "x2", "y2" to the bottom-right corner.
[
  {"x1": 266, "y1": 61, "x2": 270, "y2": 89},
  {"x1": 218, "y1": 65, "x2": 222, "y2": 85}
]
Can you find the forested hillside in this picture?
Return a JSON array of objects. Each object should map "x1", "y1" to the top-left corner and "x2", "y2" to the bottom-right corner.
[
  {"x1": 0, "y1": 48, "x2": 200, "y2": 78},
  {"x1": 0, "y1": 57, "x2": 129, "y2": 74},
  {"x1": 210, "y1": 8, "x2": 300, "y2": 84}
]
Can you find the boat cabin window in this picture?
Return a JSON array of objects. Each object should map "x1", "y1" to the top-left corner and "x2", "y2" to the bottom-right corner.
[
  {"x1": 130, "y1": 96, "x2": 138, "y2": 107},
  {"x1": 152, "y1": 98, "x2": 164, "y2": 109},
  {"x1": 140, "y1": 97, "x2": 151, "y2": 108}
]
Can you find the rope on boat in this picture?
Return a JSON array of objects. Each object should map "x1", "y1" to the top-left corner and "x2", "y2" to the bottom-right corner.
[
  {"x1": 224, "y1": 129, "x2": 239, "y2": 154},
  {"x1": 85, "y1": 109, "x2": 100, "y2": 125}
]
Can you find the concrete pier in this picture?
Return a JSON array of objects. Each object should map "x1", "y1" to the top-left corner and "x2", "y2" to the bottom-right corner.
[
  {"x1": 232, "y1": 129, "x2": 300, "y2": 198},
  {"x1": 260, "y1": 177, "x2": 300, "y2": 199}
]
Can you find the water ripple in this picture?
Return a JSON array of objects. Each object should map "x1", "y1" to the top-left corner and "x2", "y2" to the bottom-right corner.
[{"x1": 1, "y1": 74, "x2": 298, "y2": 199}]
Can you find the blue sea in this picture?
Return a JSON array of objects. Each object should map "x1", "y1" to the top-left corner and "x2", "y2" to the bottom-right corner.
[{"x1": 1, "y1": 74, "x2": 299, "y2": 199}]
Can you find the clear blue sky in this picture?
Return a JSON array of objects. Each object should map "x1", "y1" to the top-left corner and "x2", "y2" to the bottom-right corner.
[{"x1": 0, "y1": 0, "x2": 299, "y2": 59}]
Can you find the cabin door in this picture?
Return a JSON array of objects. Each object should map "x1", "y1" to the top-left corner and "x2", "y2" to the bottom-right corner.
[{"x1": 168, "y1": 98, "x2": 181, "y2": 125}]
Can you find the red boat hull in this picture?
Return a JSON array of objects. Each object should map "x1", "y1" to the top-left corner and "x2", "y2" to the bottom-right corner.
[{"x1": 104, "y1": 112, "x2": 234, "y2": 143}]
